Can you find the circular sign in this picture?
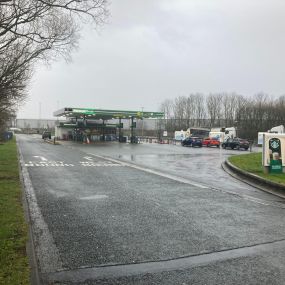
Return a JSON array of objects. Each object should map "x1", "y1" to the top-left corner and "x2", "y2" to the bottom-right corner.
[{"x1": 270, "y1": 138, "x2": 280, "y2": 150}]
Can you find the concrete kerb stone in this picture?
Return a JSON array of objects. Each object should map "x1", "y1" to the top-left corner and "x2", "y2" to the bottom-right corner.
[
  {"x1": 17, "y1": 139, "x2": 64, "y2": 283},
  {"x1": 16, "y1": 139, "x2": 42, "y2": 285},
  {"x1": 223, "y1": 159, "x2": 285, "y2": 199}
]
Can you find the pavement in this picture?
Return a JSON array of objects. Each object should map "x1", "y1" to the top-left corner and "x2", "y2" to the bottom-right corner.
[{"x1": 17, "y1": 134, "x2": 285, "y2": 285}]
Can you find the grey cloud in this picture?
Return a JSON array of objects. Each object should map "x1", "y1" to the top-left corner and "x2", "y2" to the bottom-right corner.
[{"x1": 18, "y1": 0, "x2": 285, "y2": 118}]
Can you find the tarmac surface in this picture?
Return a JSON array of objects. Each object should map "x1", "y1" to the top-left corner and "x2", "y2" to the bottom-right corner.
[{"x1": 17, "y1": 134, "x2": 285, "y2": 284}]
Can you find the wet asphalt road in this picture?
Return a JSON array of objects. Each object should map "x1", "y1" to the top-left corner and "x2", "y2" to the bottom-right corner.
[{"x1": 17, "y1": 134, "x2": 285, "y2": 285}]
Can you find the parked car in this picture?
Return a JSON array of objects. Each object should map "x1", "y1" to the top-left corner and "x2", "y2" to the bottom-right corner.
[
  {"x1": 42, "y1": 131, "x2": 51, "y2": 139},
  {"x1": 202, "y1": 137, "x2": 220, "y2": 148},
  {"x1": 222, "y1": 138, "x2": 249, "y2": 150},
  {"x1": 181, "y1": 136, "x2": 203, "y2": 147}
]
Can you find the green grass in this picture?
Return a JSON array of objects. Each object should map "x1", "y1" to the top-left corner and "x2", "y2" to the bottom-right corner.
[
  {"x1": 0, "y1": 139, "x2": 30, "y2": 285},
  {"x1": 229, "y1": 152, "x2": 285, "y2": 185}
]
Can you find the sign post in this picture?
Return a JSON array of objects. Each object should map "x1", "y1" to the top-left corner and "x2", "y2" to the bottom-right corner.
[{"x1": 262, "y1": 134, "x2": 285, "y2": 174}]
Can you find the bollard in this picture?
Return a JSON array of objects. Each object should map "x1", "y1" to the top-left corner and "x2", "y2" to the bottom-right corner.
[
  {"x1": 249, "y1": 140, "x2": 253, "y2": 152},
  {"x1": 263, "y1": 166, "x2": 269, "y2": 174}
]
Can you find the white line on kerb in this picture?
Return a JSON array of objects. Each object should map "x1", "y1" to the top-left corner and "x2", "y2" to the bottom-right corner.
[{"x1": 88, "y1": 153, "x2": 209, "y2": 189}]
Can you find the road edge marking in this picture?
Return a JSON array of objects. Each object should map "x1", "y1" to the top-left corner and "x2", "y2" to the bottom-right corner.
[{"x1": 88, "y1": 153, "x2": 209, "y2": 189}]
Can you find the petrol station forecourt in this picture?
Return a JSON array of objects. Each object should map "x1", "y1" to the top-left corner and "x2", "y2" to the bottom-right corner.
[
  {"x1": 51, "y1": 107, "x2": 285, "y2": 199},
  {"x1": 53, "y1": 107, "x2": 164, "y2": 143},
  {"x1": 10, "y1": 106, "x2": 285, "y2": 284}
]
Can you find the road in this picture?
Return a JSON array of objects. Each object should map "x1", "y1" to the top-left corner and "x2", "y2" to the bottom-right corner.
[{"x1": 17, "y1": 134, "x2": 285, "y2": 284}]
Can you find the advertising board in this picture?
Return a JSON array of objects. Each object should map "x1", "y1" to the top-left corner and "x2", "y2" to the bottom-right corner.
[{"x1": 262, "y1": 134, "x2": 285, "y2": 173}]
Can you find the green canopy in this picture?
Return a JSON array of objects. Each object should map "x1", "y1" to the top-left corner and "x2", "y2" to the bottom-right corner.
[{"x1": 53, "y1": 107, "x2": 164, "y2": 120}]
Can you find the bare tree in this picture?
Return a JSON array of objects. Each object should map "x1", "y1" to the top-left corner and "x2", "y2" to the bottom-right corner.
[
  {"x1": 193, "y1": 93, "x2": 205, "y2": 127},
  {"x1": 160, "y1": 99, "x2": 175, "y2": 132},
  {"x1": 161, "y1": 92, "x2": 285, "y2": 140},
  {"x1": 0, "y1": 0, "x2": 109, "y2": 131},
  {"x1": 173, "y1": 96, "x2": 187, "y2": 130},
  {"x1": 206, "y1": 93, "x2": 222, "y2": 127}
]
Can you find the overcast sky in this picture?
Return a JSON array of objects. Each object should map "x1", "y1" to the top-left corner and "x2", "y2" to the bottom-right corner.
[{"x1": 17, "y1": 0, "x2": 285, "y2": 119}]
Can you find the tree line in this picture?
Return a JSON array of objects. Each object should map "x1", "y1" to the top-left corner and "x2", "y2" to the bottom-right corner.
[
  {"x1": 160, "y1": 93, "x2": 285, "y2": 140},
  {"x1": 0, "y1": 0, "x2": 108, "y2": 137}
]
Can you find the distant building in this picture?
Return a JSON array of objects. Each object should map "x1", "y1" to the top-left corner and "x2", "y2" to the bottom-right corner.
[{"x1": 16, "y1": 119, "x2": 57, "y2": 130}]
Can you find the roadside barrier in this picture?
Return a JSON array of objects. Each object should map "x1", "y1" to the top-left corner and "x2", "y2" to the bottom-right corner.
[{"x1": 137, "y1": 137, "x2": 179, "y2": 145}]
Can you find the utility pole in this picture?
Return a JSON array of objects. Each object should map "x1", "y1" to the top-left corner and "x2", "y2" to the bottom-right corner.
[
  {"x1": 39, "y1": 102, "x2": 41, "y2": 119},
  {"x1": 38, "y1": 102, "x2": 41, "y2": 131},
  {"x1": 56, "y1": 101, "x2": 59, "y2": 122},
  {"x1": 141, "y1": 107, "x2": 144, "y2": 138}
]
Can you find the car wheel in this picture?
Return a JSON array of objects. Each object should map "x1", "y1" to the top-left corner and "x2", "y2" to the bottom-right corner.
[{"x1": 217, "y1": 145, "x2": 220, "y2": 148}]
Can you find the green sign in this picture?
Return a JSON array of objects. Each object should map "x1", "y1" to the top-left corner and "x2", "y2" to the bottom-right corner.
[
  {"x1": 269, "y1": 138, "x2": 282, "y2": 173},
  {"x1": 270, "y1": 160, "x2": 282, "y2": 173}
]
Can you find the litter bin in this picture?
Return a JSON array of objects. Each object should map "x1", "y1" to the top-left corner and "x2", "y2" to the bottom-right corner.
[
  {"x1": 4, "y1": 131, "x2": 13, "y2": 141},
  {"x1": 119, "y1": 136, "x2": 127, "y2": 143},
  {"x1": 130, "y1": 136, "x2": 138, "y2": 143}
]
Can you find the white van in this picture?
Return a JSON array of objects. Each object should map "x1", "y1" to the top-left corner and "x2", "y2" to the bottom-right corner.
[{"x1": 174, "y1": 130, "x2": 186, "y2": 141}]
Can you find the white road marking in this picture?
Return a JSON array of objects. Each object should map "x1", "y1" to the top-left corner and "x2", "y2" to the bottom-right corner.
[
  {"x1": 79, "y1": 161, "x2": 122, "y2": 167},
  {"x1": 83, "y1": 156, "x2": 94, "y2": 161},
  {"x1": 25, "y1": 160, "x2": 119, "y2": 167},
  {"x1": 80, "y1": 195, "x2": 108, "y2": 200},
  {"x1": 25, "y1": 161, "x2": 74, "y2": 167},
  {"x1": 18, "y1": 146, "x2": 63, "y2": 273},
  {"x1": 87, "y1": 155, "x2": 285, "y2": 208},
  {"x1": 33, "y1": 155, "x2": 48, "y2": 161},
  {"x1": 88, "y1": 154, "x2": 209, "y2": 189}
]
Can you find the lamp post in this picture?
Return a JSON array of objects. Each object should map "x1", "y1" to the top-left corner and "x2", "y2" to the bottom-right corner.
[
  {"x1": 234, "y1": 121, "x2": 238, "y2": 138},
  {"x1": 141, "y1": 107, "x2": 144, "y2": 138}
]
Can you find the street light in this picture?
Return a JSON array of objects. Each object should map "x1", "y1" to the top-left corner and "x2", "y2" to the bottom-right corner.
[
  {"x1": 141, "y1": 107, "x2": 144, "y2": 138},
  {"x1": 234, "y1": 121, "x2": 238, "y2": 138}
]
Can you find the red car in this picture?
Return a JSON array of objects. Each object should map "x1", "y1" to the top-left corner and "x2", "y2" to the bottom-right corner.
[{"x1": 202, "y1": 137, "x2": 220, "y2": 148}]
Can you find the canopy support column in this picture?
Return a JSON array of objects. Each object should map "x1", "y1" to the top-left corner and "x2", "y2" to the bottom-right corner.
[{"x1": 130, "y1": 116, "x2": 135, "y2": 143}]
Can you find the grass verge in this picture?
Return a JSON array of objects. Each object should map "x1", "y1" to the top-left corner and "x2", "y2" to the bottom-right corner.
[
  {"x1": 0, "y1": 138, "x2": 30, "y2": 285},
  {"x1": 229, "y1": 152, "x2": 285, "y2": 185}
]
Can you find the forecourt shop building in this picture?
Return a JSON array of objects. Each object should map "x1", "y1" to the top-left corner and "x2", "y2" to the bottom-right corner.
[{"x1": 53, "y1": 107, "x2": 164, "y2": 143}]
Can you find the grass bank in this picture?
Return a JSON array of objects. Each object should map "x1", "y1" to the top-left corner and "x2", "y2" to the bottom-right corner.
[
  {"x1": 0, "y1": 138, "x2": 30, "y2": 284},
  {"x1": 229, "y1": 152, "x2": 285, "y2": 185}
]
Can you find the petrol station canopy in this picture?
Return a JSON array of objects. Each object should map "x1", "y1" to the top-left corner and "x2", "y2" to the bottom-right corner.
[{"x1": 53, "y1": 107, "x2": 164, "y2": 120}]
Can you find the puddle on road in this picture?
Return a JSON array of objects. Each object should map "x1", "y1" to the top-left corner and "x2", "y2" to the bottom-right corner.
[{"x1": 118, "y1": 153, "x2": 212, "y2": 161}]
